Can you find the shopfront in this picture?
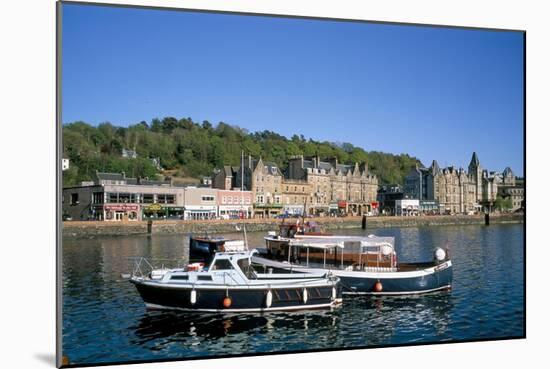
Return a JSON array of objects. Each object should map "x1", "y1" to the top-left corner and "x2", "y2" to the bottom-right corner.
[
  {"x1": 103, "y1": 204, "x2": 140, "y2": 221},
  {"x1": 283, "y1": 204, "x2": 305, "y2": 216},
  {"x1": 184, "y1": 206, "x2": 217, "y2": 220},
  {"x1": 142, "y1": 203, "x2": 185, "y2": 219},
  {"x1": 370, "y1": 202, "x2": 379, "y2": 215},
  {"x1": 420, "y1": 200, "x2": 440, "y2": 215},
  {"x1": 395, "y1": 199, "x2": 420, "y2": 216},
  {"x1": 218, "y1": 206, "x2": 251, "y2": 219}
]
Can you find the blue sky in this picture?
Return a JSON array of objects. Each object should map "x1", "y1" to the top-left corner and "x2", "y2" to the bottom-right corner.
[{"x1": 62, "y1": 3, "x2": 524, "y2": 175}]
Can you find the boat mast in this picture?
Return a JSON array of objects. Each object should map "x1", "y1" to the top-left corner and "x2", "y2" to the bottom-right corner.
[{"x1": 241, "y1": 149, "x2": 248, "y2": 249}]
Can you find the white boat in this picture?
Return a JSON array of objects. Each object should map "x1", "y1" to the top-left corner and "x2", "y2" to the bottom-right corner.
[{"x1": 129, "y1": 249, "x2": 342, "y2": 312}]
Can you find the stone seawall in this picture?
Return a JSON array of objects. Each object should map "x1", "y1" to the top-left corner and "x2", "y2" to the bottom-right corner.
[{"x1": 62, "y1": 214, "x2": 524, "y2": 238}]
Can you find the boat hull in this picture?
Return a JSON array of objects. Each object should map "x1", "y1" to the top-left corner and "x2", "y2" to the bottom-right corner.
[
  {"x1": 252, "y1": 256, "x2": 452, "y2": 295},
  {"x1": 131, "y1": 280, "x2": 342, "y2": 313},
  {"x1": 337, "y1": 263, "x2": 452, "y2": 295}
]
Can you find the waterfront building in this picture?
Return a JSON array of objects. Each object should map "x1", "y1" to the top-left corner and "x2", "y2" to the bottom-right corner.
[
  {"x1": 211, "y1": 165, "x2": 238, "y2": 190},
  {"x1": 500, "y1": 185, "x2": 525, "y2": 211},
  {"x1": 404, "y1": 152, "x2": 503, "y2": 214},
  {"x1": 377, "y1": 184, "x2": 405, "y2": 215},
  {"x1": 232, "y1": 156, "x2": 284, "y2": 218},
  {"x1": 201, "y1": 176, "x2": 213, "y2": 187},
  {"x1": 495, "y1": 168, "x2": 524, "y2": 212},
  {"x1": 395, "y1": 199, "x2": 420, "y2": 216},
  {"x1": 286, "y1": 155, "x2": 378, "y2": 216},
  {"x1": 62, "y1": 172, "x2": 184, "y2": 221},
  {"x1": 281, "y1": 179, "x2": 312, "y2": 215},
  {"x1": 182, "y1": 187, "x2": 218, "y2": 220},
  {"x1": 217, "y1": 189, "x2": 253, "y2": 219}
]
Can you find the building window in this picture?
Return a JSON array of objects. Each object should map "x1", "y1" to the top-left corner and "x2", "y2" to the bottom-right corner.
[
  {"x1": 202, "y1": 195, "x2": 214, "y2": 202},
  {"x1": 142, "y1": 194, "x2": 154, "y2": 203},
  {"x1": 227, "y1": 196, "x2": 232, "y2": 204},
  {"x1": 108, "y1": 193, "x2": 118, "y2": 203},
  {"x1": 118, "y1": 193, "x2": 134, "y2": 203},
  {"x1": 92, "y1": 192, "x2": 104, "y2": 204},
  {"x1": 70, "y1": 193, "x2": 79, "y2": 205}
]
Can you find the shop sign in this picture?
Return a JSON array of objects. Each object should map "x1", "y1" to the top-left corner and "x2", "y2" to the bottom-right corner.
[
  {"x1": 338, "y1": 200, "x2": 347, "y2": 208},
  {"x1": 371, "y1": 202, "x2": 379, "y2": 209},
  {"x1": 104, "y1": 204, "x2": 139, "y2": 211},
  {"x1": 145, "y1": 203, "x2": 163, "y2": 212}
]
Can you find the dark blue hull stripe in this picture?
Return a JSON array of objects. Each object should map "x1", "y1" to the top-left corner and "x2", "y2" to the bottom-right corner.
[{"x1": 338, "y1": 266, "x2": 453, "y2": 294}]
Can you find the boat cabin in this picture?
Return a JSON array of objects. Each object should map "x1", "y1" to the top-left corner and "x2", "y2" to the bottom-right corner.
[
  {"x1": 189, "y1": 235, "x2": 247, "y2": 264},
  {"x1": 266, "y1": 236, "x2": 398, "y2": 272},
  {"x1": 161, "y1": 251, "x2": 258, "y2": 285}
]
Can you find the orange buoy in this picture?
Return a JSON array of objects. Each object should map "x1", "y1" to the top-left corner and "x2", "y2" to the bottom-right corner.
[
  {"x1": 222, "y1": 296, "x2": 232, "y2": 308},
  {"x1": 374, "y1": 281, "x2": 383, "y2": 292}
]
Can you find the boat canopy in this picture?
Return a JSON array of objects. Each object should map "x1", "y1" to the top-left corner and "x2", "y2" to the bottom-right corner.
[
  {"x1": 359, "y1": 236, "x2": 395, "y2": 249},
  {"x1": 287, "y1": 235, "x2": 395, "y2": 252},
  {"x1": 287, "y1": 238, "x2": 345, "y2": 249}
]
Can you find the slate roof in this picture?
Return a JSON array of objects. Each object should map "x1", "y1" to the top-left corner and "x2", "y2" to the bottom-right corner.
[
  {"x1": 96, "y1": 172, "x2": 125, "y2": 181},
  {"x1": 469, "y1": 152, "x2": 480, "y2": 167}
]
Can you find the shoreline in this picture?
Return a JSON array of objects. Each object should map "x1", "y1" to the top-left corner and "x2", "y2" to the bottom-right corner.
[{"x1": 62, "y1": 213, "x2": 524, "y2": 238}]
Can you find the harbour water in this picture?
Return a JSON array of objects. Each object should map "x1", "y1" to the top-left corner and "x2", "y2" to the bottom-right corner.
[{"x1": 62, "y1": 223, "x2": 524, "y2": 366}]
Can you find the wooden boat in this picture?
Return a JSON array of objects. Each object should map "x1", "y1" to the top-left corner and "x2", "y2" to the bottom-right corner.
[
  {"x1": 255, "y1": 234, "x2": 452, "y2": 295},
  {"x1": 129, "y1": 249, "x2": 342, "y2": 313}
]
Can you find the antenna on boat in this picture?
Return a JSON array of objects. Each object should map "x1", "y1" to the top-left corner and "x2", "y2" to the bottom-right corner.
[{"x1": 301, "y1": 196, "x2": 308, "y2": 233}]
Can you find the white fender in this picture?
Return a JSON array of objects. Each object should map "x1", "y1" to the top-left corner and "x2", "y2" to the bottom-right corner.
[
  {"x1": 331, "y1": 287, "x2": 336, "y2": 301},
  {"x1": 190, "y1": 289, "x2": 197, "y2": 305},
  {"x1": 303, "y1": 288, "x2": 308, "y2": 304},
  {"x1": 266, "y1": 290, "x2": 273, "y2": 308}
]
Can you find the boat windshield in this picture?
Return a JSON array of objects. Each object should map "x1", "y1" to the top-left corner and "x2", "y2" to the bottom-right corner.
[{"x1": 237, "y1": 257, "x2": 257, "y2": 279}]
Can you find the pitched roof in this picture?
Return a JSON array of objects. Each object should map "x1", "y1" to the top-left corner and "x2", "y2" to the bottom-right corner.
[
  {"x1": 469, "y1": 152, "x2": 480, "y2": 167},
  {"x1": 96, "y1": 172, "x2": 125, "y2": 181},
  {"x1": 223, "y1": 165, "x2": 233, "y2": 177},
  {"x1": 430, "y1": 160, "x2": 440, "y2": 175}
]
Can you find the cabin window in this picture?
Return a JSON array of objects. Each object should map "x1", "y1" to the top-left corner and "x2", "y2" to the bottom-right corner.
[
  {"x1": 210, "y1": 259, "x2": 233, "y2": 270},
  {"x1": 197, "y1": 275, "x2": 213, "y2": 281},
  {"x1": 170, "y1": 275, "x2": 189, "y2": 280}
]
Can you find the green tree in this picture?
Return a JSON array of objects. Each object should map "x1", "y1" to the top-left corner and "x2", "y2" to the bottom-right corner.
[{"x1": 494, "y1": 196, "x2": 513, "y2": 212}]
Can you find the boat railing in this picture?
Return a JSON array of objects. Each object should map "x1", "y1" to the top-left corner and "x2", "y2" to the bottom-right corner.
[{"x1": 127, "y1": 257, "x2": 187, "y2": 278}]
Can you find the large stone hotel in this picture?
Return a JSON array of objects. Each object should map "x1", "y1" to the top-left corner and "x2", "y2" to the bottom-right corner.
[
  {"x1": 212, "y1": 155, "x2": 379, "y2": 217},
  {"x1": 404, "y1": 152, "x2": 522, "y2": 214}
]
